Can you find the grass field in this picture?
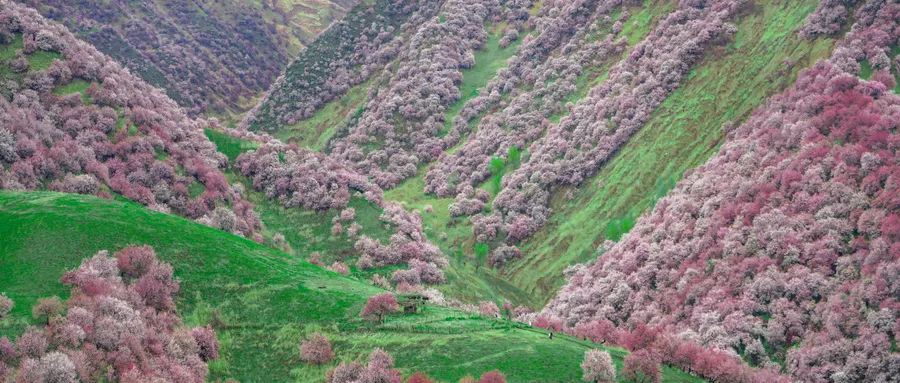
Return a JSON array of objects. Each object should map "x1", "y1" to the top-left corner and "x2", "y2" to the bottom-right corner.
[
  {"x1": 53, "y1": 80, "x2": 94, "y2": 105},
  {"x1": 505, "y1": 0, "x2": 840, "y2": 303},
  {"x1": 440, "y1": 25, "x2": 525, "y2": 135},
  {"x1": 204, "y1": 129, "x2": 262, "y2": 161},
  {"x1": 0, "y1": 191, "x2": 704, "y2": 382}
]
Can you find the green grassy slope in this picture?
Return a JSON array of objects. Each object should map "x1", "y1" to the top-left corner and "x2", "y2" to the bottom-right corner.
[
  {"x1": 381, "y1": 0, "x2": 674, "y2": 307},
  {"x1": 0, "y1": 191, "x2": 702, "y2": 383},
  {"x1": 205, "y1": 0, "x2": 842, "y2": 311},
  {"x1": 505, "y1": 0, "x2": 840, "y2": 303}
]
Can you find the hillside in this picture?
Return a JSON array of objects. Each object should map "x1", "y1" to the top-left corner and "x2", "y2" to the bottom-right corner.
[
  {"x1": 233, "y1": 0, "x2": 851, "y2": 307},
  {"x1": 0, "y1": 191, "x2": 703, "y2": 383},
  {"x1": 0, "y1": 0, "x2": 262, "y2": 237},
  {"x1": 504, "y1": 0, "x2": 843, "y2": 302},
  {"x1": 242, "y1": 0, "x2": 440, "y2": 133},
  {"x1": 543, "y1": 2, "x2": 900, "y2": 381},
  {"x1": 3, "y1": 0, "x2": 900, "y2": 380},
  {"x1": 220, "y1": 0, "x2": 900, "y2": 379},
  {"x1": 15, "y1": 0, "x2": 360, "y2": 116}
]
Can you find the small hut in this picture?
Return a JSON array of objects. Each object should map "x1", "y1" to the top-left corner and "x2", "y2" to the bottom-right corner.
[{"x1": 397, "y1": 294, "x2": 429, "y2": 314}]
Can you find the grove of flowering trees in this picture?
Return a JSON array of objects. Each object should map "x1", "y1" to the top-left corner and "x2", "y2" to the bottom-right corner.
[
  {"x1": 0, "y1": 245, "x2": 220, "y2": 382},
  {"x1": 799, "y1": 0, "x2": 863, "y2": 40},
  {"x1": 327, "y1": 348, "x2": 402, "y2": 383},
  {"x1": 328, "y1": 0, "x2": 502, "y2": 189},
  {"x1": 242, "y1": 0, "x2": 442, "y2": 131},
  {"x1": 477, "y1": 0, "x2": 743, "y2": 242},
  {"x1": 235, "y1": 139, "x2": 448, "y2": 272},
  {"x1": 20, "y1": 0, "x2": 310, "y2": 116},
  {"x1": 0, "y1": 0, "x2": 262, "y2": 237},
  {"x1": 236, "y1": 142, "x2": 378, "y2": 211},
  {"x1": 543, "y1": 2, "x2": 900, "y2": 381},
  {"x1": 425, "y1": 0, "x2": 634, "y2": 198},
  {"x1": 0, "y1": 294, "x2": 12, "y2": 318}
]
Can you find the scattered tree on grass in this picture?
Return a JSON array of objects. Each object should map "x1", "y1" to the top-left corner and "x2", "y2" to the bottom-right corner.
[
  {"x1": 407, "y1": 372, "x2": 436, "y2": 383},
  {"x1": 327, "y1": 348, "x2": 402, "y2": 383},
  {"x1": 309, "y1": 252, "x2": 325, "y2": 267},
  {"x1": 488, "y1": 244, "x2": 522, "y2": 268},
  {"x1": 476, "y1": 370, "x2": 507, "y2": 383},
  {"x1": 3, "y1": 246, "x2": 219, "y2": 381},
  {"x1": 361, "y1": 293, "x2": 400, "y2": 323},
  {"x1": 328, "y1": 262, "x2": 351, "y2": 276},
  {"x1": 300, "y1": 333, "x2": 334, "y2": 365},
  {"x1": 31, "y1": 296, "x2": 64, "y2": 325},
  {"x1": 478, "y1": 301, "x2": 500, "y2": 318},
  {"x1": 622, "y1": 350, "x2": 660, "y2": 383},
  {"x1": 192, "y1": 325, "x2": 221, "y2": 362},
  {"x1": 0, "y1": 294, "x2": 12, "y2": 318},
  {"x1": 581, "y1": 349, "x2": 616, "y2": 383}
]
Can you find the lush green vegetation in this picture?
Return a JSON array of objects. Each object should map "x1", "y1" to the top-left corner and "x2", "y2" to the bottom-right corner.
[
  {"x1": 0, "y1": 35, "x2": 20, "y2": 84},
  {"x1": 506, "y1": 0, "x2": 840, "y2": 303},
  {"x1": 53, "y1": 80, "x2": 93, "y2": 105},
  {"x1": 0, "y1": 191, "x2": 703, "y2": 382},
  {"x1": 230, "y1": 169, "x2": 395, "y2": 261},
  {"x1": 204, "y1": 129, "x2": 261, "y2": 161},
  {"x1": 26, "y1": 49, "x2": 61, "y2": 72},
  {"x1": 381, "y1": 0, "x2": 670, "y2": 306},
  {"x1": 441, "y1": 26, "x2": 525, "y2": 135}
]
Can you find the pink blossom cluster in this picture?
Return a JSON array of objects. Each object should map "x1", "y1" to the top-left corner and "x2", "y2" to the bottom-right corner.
[
  {"x1": 480, "y1": 0, "x2": 743, "y2": 241},
  {"x1": 328, "y1": 0, "x2": 502, "y2": 189},
  {"x1": 235, "y1": 142, "x2": 380, "y2": 211},
  {"x1": 26, "y1": 0, "x2": 298, "y2": 116},
  {"x1": 241, "y1": 0, "x2": 441, "y2": 131},
  {"x1": 799, "y1": 0, "x2": 863, "y2": 40},
  {"x1": 0, "y1": 245, "x2": 219, "y2": 382},
  {"x1": 544, "y1": 4, "x2": 900, "y2": 381},
  {"x1": 326, "y1": 348, "x2": 402, "y2": 383},
  {"x1": 235, "y1": 142, "x2": 447, "y2": 272},
  {"x1": 390, "y1": 259, "x2": 446, "y2": 285},
  {"x1": 426, "y1": 0, "x2": 632, "y2": 197},
  {"x1": 0, "y1": 1, "x2": 262, "y2": 237}
]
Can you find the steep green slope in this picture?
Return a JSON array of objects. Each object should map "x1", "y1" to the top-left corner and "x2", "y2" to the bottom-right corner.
[
  {"x1": 381, "y1": 0, "x2": 675, "y2": 306},
  {"x1": 382, "y1": 0, "x2": 843, "y2": 307},
  {"x1": 222, "y1": 0, "x2": 846, "y2": 312},
  {"x1": 0, "y1": 191, "x2": 702, "y2": 383},
  {"x1": 505, "y1": 0, "x2": 842, "y2": 303}
]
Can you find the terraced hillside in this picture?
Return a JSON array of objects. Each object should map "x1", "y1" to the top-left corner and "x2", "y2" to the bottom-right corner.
[
  {"x1": 16, "y1": 0, "x2": 360, "y2": 116},
  {"x1": 0, "y1": 191, "x2": 704, "y2": 383}
]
